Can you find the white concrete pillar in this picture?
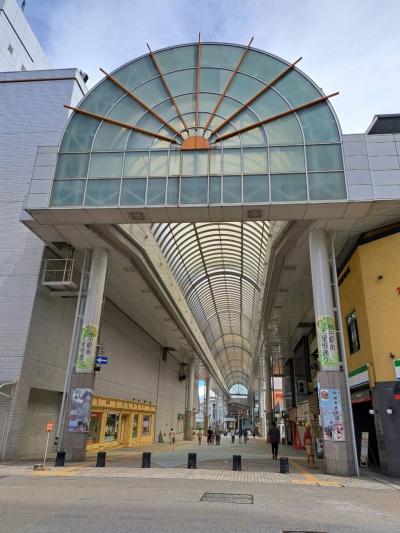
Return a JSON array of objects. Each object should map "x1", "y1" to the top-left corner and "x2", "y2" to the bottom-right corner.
[
  {"x1": 75, "y1": 248, "x2": 108, "y2": 372},
  {"x1": 309, "y1": 229, "x2": 356, "y2": 476},
  {"x1": 184, "y1": 358, "x2": 195, "y2": 439},
  {"x1": 264, "y1": 349, "x2": 272, "y2": 433},
  {"x1": 63, "y1": 248, "x2": 108, "y2": 461},
  {"x1": 309, "y1": 229, "x2": 339, "y2": 371},
  {"x1": 204, "y1": 375, "x2": 210, "y2": 433}
]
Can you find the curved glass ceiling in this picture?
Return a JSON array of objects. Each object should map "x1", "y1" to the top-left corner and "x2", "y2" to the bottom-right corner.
[
  {"x1": 50, "y1": 42, "x2": 346, "y2": 209},
  {"x1": 153, "y1": 221, "x2": 270, "y2": 388}
]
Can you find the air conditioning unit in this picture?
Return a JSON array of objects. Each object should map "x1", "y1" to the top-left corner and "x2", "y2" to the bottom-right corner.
[{"x1": 41, "y1": 258, "x2": 80, "y2": 292}]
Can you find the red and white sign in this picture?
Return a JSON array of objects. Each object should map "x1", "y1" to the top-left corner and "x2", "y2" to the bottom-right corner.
[{"x1": 45, "y1": 423, "x2": 54, "y2": 433}]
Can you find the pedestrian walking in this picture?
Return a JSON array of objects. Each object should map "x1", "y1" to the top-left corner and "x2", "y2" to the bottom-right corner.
[
  {"x1": 197, "y1": 429, "x2": 203, "y2": 445},
  {"x1": 243, "y1": 428, "x2": 249, "y2": 445},
  {"x1": 267, "y1": 421, "x2": 280, "y2": 459},
  {"x1": 238, "y1": 428, "x2": 243, "y2": 444},
  {"x1": 215, "y1": 425, "x2": 221, "y2": 445},
  {"x1": 207, "y1": 427, "x2": 212, "y2": 445},
  {"x1": 169, "y1": 427, "x2": 176, "y2": 449},
  {"x1": 304, "y1": 423, "x2": 317, "y2": 468},
  {"x1": 230, "y1": 428, "x2": 235, "y2": 444}
]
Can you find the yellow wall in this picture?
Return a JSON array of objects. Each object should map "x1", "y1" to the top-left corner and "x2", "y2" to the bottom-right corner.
[
  {"x1": 86, "y1": 395, "x2": 156, "y2": 452},
  {"x1": 339, "y1": 231, "x2": 400, "y2": 383}
]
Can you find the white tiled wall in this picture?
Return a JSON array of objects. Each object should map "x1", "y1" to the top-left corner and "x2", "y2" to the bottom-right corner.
[
  {"x1": 0, "y1": 0, "x2": 50, "y2": 72},
  {"x1": 0, "y1": 71, "x2": 86, "y2": 459},
  {"x1": 343, "y1": 133, "x2": 400, "y2": 201}
]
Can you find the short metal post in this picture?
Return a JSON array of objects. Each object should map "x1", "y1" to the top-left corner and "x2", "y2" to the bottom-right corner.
[
  {"x1": 96, "y1": 451, "x2": 106, "y2": 467},
  {"x1": 188, "y1": 452, "x2": 197, "y2": 469},
  {"x1": 55, "y1": 451, "x2": 66, "y2": 467},
  {"x1": 142, "y1": 452, "x2": 151, "y2": 468},
  {"x1": 233, "y1": 454, "x2": 241, "y2": 471},
  {"x1": 279, "y1": 457, "x2": 289, "y2": 473},
  {"x1": 43, "y1": 432, "x2": 50, "y2": 467}
]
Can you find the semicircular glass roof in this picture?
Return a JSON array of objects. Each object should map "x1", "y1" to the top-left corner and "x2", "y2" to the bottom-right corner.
[
  {"x1": 153, "y1": 221, "x2": 270, "y2": 388},
  {"x1": 50, "y1": 42, "x2": 346, "y2": 209}
]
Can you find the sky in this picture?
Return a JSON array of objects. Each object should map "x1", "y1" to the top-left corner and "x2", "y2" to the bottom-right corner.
[{"x1": 23, "y1": 0, "x2": 400, "y2": 134}]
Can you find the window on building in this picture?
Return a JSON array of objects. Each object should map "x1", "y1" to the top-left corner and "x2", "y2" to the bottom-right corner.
[
  {"x1": 131, "y1": 414, "x2": 139, "y2": 438},
  {"x1": 8, "y1": 43, "x2": 13, "y2": 55},
  {"x1": 104, "y1": 413, "x2": 118, "y2": 441},
  {"x1": 87, "y1": 412, "x2": 100, "y2": 444},
  {"x1": 142, "y1": 415, "x2": 152, "y2": 436},
  {"x1": 346, "y1": 311, "x2": 360, "y2": 354}
]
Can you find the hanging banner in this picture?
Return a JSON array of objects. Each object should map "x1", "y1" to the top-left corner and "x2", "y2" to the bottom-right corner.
[
  {"x1": 67, "y1": 388, "x2": 93, "y2": 433},
  {"x1": 319, "y1": 387, "x2": 345, "y2": 441},
  {"x1": 294, "y1": 426, "x2": 303, "y2": 450},
  {"x1": 75, "y1": 324, "x2": 97, "y2": 372},
  {"x1": 360, "y1": 432, "x2": 369, "y2": 466},
  {"x1": 316, "y1": 316, "x2": 340, "y2": 371}
]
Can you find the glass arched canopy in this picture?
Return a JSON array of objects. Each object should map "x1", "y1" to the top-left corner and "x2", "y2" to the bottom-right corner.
[
  {"x1": 50, "y1": 42, "x2": 347, "y2": 210},
  {"x1": 153, "y1": 221, "x2": 270, "y2": 389}
]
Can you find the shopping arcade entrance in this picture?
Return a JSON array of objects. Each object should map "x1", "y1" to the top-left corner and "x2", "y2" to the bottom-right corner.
[{"x1": 22, "y1": 41, "x2": 400, "y2": 475}]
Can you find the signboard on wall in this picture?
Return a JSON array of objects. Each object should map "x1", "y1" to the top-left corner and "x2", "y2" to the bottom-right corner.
[
  {"x1": 319, "y1": 387, "x2": 345, "y2": 441},
  {"x1": 360, "y1": 432, "x2": 369, "y2": 466},
  {"x1": 67, "y1": 388, "x2": 93, "y2": 432}
]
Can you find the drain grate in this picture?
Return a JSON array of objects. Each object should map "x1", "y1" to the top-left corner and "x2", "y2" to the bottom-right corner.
[{"x1": 201, "y1": 492, "x2": 253, "y2": 504}]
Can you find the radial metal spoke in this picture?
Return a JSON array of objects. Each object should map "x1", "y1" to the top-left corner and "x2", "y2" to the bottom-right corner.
[
  {"x1": 210, "y1": 57, "x2": 302, "y2": 137},
  {"x1": 204, "y1": 37, "x2": 254, "y2": 132},
  {"x1": 63, "y1": 105, "x2": 179, "y2": 144},
  {"x1": 146, "y1": 43, "x2": 189, "y2": 132},
  {"x1": 100, "y1": 68, "x2": 184, "y2": 140},
  {"x1": 210, "y1": 92, "x2": 339, "y2": 144},
  {"x1": 195, "y1": 33, "x2": 202, "y2": 132}
]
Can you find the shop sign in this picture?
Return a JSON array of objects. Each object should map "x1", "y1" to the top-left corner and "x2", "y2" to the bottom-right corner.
[
  {"x1": 76, "y1": 324, "x2": 98, "y2": 373},
  {"x1": 318, "y1": 387, "x2": 345, "y2": 441},
  {"x1": 360, "y1": 432, "x2": 369, "y2": 466},
  {"x1": 393, "y1": 359, "x2": 400, "y2": 381},
  {"x1": 316, "y1": 316, "x2": 340, "y2": 371},
  {"x1": 348, "y1": 364, "x2": 369, "y2": 389},
  {"x1": 67, "y1": 388, "x2": 93, "y2": 432}
]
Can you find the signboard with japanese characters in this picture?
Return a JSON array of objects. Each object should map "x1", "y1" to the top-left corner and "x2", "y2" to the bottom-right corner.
[
  {"x1": 316, "y1": 315, "x2": 340, "y2": 371},
  {"x1": 319, "y1": 387, "x2": 345, "y2": 441},
  {"x1": 75, "y1": 324, "x2": 97, "y2": 373}
]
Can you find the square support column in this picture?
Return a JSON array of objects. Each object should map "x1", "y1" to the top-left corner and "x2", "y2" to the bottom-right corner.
[{"x1": 309, "y1": 229, "x2": 357, "y2": 476}]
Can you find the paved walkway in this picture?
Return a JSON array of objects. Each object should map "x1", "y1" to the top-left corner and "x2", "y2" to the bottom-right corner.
[{"x1": 1, "y1": 436, "x2": 398, "y2": 492}]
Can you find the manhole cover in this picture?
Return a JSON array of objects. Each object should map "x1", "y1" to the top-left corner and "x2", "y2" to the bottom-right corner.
[{"x1": 201, "y1": 492, "x2": 253, "y2": 504}]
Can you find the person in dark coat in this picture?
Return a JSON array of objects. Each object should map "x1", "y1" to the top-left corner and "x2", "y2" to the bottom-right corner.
[
  {"x1": 268, "y1": 421, "x2": 280, "y2": 459},
  {"x1": 207, "y1": 427, "x2": 212, "y2": 445}
]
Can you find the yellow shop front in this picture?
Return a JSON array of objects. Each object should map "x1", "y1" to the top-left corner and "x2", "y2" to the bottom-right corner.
[{"x1": 86, "y1": 395, "x2": 156, "y2": 452}]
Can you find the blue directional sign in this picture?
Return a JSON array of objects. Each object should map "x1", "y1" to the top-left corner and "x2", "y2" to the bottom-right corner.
[{"x1": 95, "y1": 355, "x2": 108, "y2": 365}]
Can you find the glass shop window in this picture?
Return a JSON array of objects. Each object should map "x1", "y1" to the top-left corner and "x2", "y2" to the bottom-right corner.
[
  {"x1": 87, "y1": 412, "x2": 101, "y2": 444},
  {"x1": 142, "y1": 415, "x2": 152, "y2": 436},
  {"x1": 104, "y1": 413, "x2": 119, "y2": 441},
  {"x1": 346, "y1": 311, "x2": 360, "y2": 354},
  {"x1": 131, "y1": 414, "x2": 139, "y2": 438}
]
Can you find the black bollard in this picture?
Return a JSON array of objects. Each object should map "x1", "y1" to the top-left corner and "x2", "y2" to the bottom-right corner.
[
  {"x1": 54, "y1": 451, "x2": 66, "y2": 467},
  {"x1": 96, "y1": 451, "x2": 106, "y2": 467},
  {"x1": 142, "y1": 452, "x2": 151, "y2": 468},
  {"x1": 280, "y1": 457, "x2": 289, "y2": 473},
  {"x1": 188, "y1": 452, "x2": 197, "y2": 469},
  {"x1": 233, "y1": 454, "x2": 241, "y2": 471}
]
